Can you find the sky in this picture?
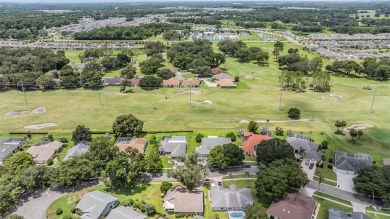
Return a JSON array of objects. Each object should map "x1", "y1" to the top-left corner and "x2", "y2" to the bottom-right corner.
[{"x1": 0, "y1": 0, "x2": 377, "y2": 3}]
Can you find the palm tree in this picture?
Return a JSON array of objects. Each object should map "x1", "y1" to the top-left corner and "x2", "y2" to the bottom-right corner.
[
  {"x1": 350, "y1": 128, "x2": 357, "y2": 143},
  {"x1": 298, "y1": 147, "x2": 306, "y2": 159},
  {"x1": 357, "y1": 130, "x2": 363, "y2": 143}
]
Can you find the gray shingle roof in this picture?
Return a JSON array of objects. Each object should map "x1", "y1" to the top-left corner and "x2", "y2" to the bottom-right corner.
[
  {"x1": 76, "y1": 191, "x2": 118, "y2": 219},
  {"x1": 159, "y1": 136, "x2": 187, "y2": 157},
  {"x1": 106, "y1": 206, "x2": 146, "y2": 219},
  {"x1": 335, "y1": 151, "x2": 373, "y2": 172},
  {"x1": 63, "y1": 140, "x2": 90, "y2": 161},
  {"x1": 328, "y1": 209, "x2": 372, "y2": 219},
  {"x1": 0, "y1": 138, "x2": 25, "y2": 162},
  {"x1": 210, "y1": 185, "x2": 253, "y2": 209},
  {"x1": 286, "y1": 137, "x2": 319, "y2": 152},
  {"x1": 196, "y1": 137, "x2": 232, "y2": 156}
]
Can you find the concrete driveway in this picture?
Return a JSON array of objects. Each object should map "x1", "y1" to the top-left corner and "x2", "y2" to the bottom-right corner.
[
  {"x1": 201, "y1": 79, "x2": 217, "y2": 87},
  {"x1": 301, "y1": 159, "x2": 316, "y2": 180},
  {"x1": 336, "y1": 173, "x2": 356, "y2": 193}
]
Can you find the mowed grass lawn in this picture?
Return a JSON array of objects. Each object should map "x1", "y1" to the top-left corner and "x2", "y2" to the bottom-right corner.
[{"x1": 2, "y1": 41, "x2": 390, "y2": 162}]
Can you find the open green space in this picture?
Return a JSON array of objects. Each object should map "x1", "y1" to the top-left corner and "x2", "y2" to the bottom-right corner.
[{"x1": 315, "y1": 196, "x2": 353, "y2": 219}]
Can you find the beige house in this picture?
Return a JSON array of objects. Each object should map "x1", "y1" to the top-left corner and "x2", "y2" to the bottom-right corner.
[
  {"x1": 27, "y1": 141, "x2": 63, "y2": 164},
  {"x1": 163, "y1": 186, "x2": 204, "y2": 215}
]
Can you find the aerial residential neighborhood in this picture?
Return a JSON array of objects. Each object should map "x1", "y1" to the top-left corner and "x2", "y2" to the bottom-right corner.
[{"x1": 1, "y1": 1, "x2": 390, "y2": 219}]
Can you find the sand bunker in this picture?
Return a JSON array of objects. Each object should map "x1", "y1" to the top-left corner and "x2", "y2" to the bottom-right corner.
[
  {"x1": 344, "y1": 124, "x2": 373, "y2": 132},
  {"x1": 240, "y1": 73, "x2": 259, "y2": 80},
  {"x1": 239, "y1": 120, "x2": 250, "y2": 123},
  {"x1": 178, "y1": 90, "x2": 202, "y2": 95},
  {"x1": 5, "y1": 111, "x2": 29, "y2": 116},
  {"x1": 191, "y1": 99, "x2": 213, "y2": 105},
  {"x1": 32, "y1": 107, "x2": 46, "y2": 114},
  {"x1": 239, "y1": 119, "x2": 313, "y2": 123},
  {"x1": 329, "y1": 94, "x2": 343, "y2": 100},
  {"x1": 24, "y1": 123, "x2": 57, "y2": 130}
]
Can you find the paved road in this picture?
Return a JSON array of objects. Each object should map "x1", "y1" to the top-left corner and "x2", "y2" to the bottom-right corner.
[
  {"x1": 306, "y1": 180, "x2": 376, "y2": 206},
  {"x1": 9, "y1": 180, "x2": 99, "y2": 219}
]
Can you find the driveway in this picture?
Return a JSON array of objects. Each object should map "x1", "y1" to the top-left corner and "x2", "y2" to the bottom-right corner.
[
  {"x1": 9, "y1": 180, "x2": 99, "y2": 219},
  {"x1": 336, "y1": 173, "x2": 356, "y2": 193},
  {"x1": 201, "y1": 79, "x2": 217, "y2": 87},
  {"x1": 301, "y1": 159, "x2": 316, "y2": 180}
]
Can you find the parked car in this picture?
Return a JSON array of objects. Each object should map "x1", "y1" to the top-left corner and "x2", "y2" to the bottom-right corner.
[
  {"x1": 217, "y1": 182, "x2": 222, "y2": 186},
  {"x1": 309, "y1": 162, "x2": 315, "y2": 169},
  {"x1": 242, "y1": 164, "x2": 251, "y2": 168},
  {"x1": 305, "y1": 160, "x2": 310, "y2": 166}
]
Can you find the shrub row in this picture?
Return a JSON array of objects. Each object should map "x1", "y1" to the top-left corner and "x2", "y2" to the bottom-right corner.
[{"x1": 9, "y1": 132, "x2": 48, "y2": 135}]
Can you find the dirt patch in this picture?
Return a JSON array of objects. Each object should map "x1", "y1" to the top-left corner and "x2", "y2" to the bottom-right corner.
[
  {"x1": 329, "y1": 94, "x2": 343, "y2": 101},
  {"x1": 344, "y1": 124, "x2": 373, "y2": 132},
  {"x1": 24, "y1": 123, "x2": 57, "y2": 129},
  {"x1": 318, "y1": 97, "x2": 325, "y2": 100},
  {"x1": 201, "y1": 100, "x2": 213, "y2": 104},
  {"x1": 239, "y1": 120, "x2": 250, "y2": 123},
  {"x1": 178, "y1": 90, "x2": 202, "y2": 95},
  {"x1": 5, "y1": 111, "x2": 29, "y2": 116},
  {"x1": 32, "y1": 107, "x2": 46, "y2": 114}
]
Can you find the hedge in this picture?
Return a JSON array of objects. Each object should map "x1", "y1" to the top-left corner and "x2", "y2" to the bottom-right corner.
[{"x1": 9, "y1": 132, "x2": 48, "y2": 135}]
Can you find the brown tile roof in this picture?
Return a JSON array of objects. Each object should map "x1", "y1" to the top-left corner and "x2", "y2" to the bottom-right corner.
[
  {"x1": 164, "y1": 66, "x2": 179, "y2": 73},
  {"x1": 217, "y1": 79, "x2": 236, "y2": 88},
  {"x1": 164, "y1": 186, "x2": 204, "y2": 214},
  {"x1": 267, "y1": 193, "x2": 317, "y2": 219},
  {"x1": 116, "y1": 138, "x2": 147, "y2": 154},
  {"x1": 211, "y1": 67, "x2": 225, "y2": 75},
  {"x1": 163, "y1": 77, "x2": 180, "y2": 86},
  {"x1": 242, "y1": 134, "x2": 272, "y2": 155},
  {"x1": 182, "y1": 78, "x2": 200, "y2": 87},
  {"x1": 130, "y1": 77, "x2": 141, "y2": 86}
]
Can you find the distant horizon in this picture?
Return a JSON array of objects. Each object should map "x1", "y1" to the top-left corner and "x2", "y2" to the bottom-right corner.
[{"x1": 1, "y1": 0, "x2": 389, "y2": 4}]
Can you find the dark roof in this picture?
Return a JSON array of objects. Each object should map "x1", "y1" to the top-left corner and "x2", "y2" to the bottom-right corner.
[
  {"x1": 115, "y1": 137, "x2": 132, "y2": 145},
  {"x1": 267, "y1": 193, "x2": 316, "y2": 219},
  {"x1": 335, "y1": 151, "x2": 373, "y2": 172},
  {"x1": 0, "y1": 138, "x2": 25, "y2": 161},
  {"x1": 328, "y1": 209, "x2": 372, "y2": 219}
]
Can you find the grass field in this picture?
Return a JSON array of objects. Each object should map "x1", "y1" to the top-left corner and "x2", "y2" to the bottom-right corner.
[{"x1": 2, "y1": 41, "x2": 390, "y2": 164}]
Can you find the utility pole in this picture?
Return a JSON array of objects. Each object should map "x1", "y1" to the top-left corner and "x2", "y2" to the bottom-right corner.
[
  {"x1": 279, "y1": 88, "x2": 283, "y2": 111},
  {"x1": 98, "y1": 90, "x2": 102, "y2": 106},
  {"x1": 104, "y1": 86, "x2": 108, "y2": 106},
  {"x1": 21, "y1": 81, "x2": 28, "y2": 104},
  {"x1": 370, "y1": 86, "x2": 378, "y2": 113},
  {"x1": 189, "y1": 80, "x2": 192, "y2": 108}
]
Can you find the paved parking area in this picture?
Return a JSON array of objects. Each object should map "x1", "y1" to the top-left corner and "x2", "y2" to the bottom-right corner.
[
  {"x1": 336, "y1": 173, "x2": 356, "y2": 193},
  {"x1": 301, "y1": 159, "x2": 316, "y2": 180}
]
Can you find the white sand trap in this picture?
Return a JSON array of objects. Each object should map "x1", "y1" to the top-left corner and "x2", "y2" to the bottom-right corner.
[
  {"x1": 329, "y1": 94, "x2": 343, "y2": 100},
  {"x1": 115, "y1": 92, "x2": 129, "y2": 96},
  {"x1": 201, "y1": 100, "x2": 213, "y2": 104},
  {"x1": 5, "y1": 111, "x2": 29, "y2": 116},
  {"x1": 24, "y1": 123, "x2": 57, "y2": 130},
  {"x1": 239, "y1": 120, "x2": 249, "y2": 123},
  {"x1": 344, "y1": 124, "x2": 373, "y2": 132},
  {"x1": 32, "y1": 107, "x2": 46, "y2": 114},
  {"x1": 239, "y1": 119, "x2": 313, "y2": 123},
  {"x1": 179, "y1": 90, "x2": 202, "y2": 95}
]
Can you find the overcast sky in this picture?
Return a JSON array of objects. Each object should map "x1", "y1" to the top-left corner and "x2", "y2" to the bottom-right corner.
[{"x1": 0, "y1": 0, "x2": 375, "y2": 3}]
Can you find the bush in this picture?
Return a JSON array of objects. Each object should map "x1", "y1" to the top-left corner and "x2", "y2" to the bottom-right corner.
[
  {"x1": 47, "y1": 158, "x2": 54, "y2": 166},
  {"x1": 56, "y1": 208, "x2": 63, "y2": 215},
  {"x1": 121, "y1": 198, "x2": 134, "y2": 207},
  {"x1": 321, "y1": 156, "x2": 326, "y2": 161},
  {"x1": 226, "y1": 132, "x2": 236, "y2": 142},
  {"x1": 328, "y1": 157, "x2": 334, "y2": 163},
  {"x1": 160, "y1": 181, "x2": 173, "y2": 194},
  {"x1": 58, "y1": 137, "x2": 68, "y2": 143},
  {"x1": 71, "y1": 207, "x2": 76, "y2": 214},
  {"x1": 63, "y1": 216, "x2": 73, "y2": 219},
  {"x1": 145, "y1": 204, "x2": 156, "y2": 216},
  {"x1": 195, "y1": 133, "x2": 204, "y2": 143},
  {"x1": 320, "y1": 140, "x2": 328, "y2": 149},
  {"x1": 373, "y1": 160, "x2": 377, "y2": 165},
  {"x1": 204, "y1": 181, "x2": 211, "y2": 189},
  {"x1": 319, "y1": 163, "x2": 324, "y2": 168},
  {"x1": 287, "y1": 108, "x2": 301, "y2": 120},
  {"x1": 328, "y1": 164, "x2": 333, "y2": 169}
]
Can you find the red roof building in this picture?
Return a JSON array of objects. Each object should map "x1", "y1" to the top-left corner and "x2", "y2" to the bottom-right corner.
[
  {"x1": 267, "y1": 193, "x2": 317, "y2": 219},
  {"x1": 211, "y1": 67, "x2": 225, "y2": 75},
  {"x1": 242, "y1": 132, "x2": 272, "y2": 156}
]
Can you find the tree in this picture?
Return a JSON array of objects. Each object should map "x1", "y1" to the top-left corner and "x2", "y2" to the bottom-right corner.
[
  {"x1": 116, "y1": 53, "x2": 131, "y2": 67},
  {"x1": 3, "y1": 152, "x2": 33, "y2": 173},
  {"x1": 194, "y1": 65, "x2": 211, "y2": 78},
  {"x1": 138, "y1": 76, "x2": 162, "y2": 90},
  {"x1": 168, "y1": 154, "x2": 206, "y2": 190},
  {"x1": 145, "y1": 41, "x2": 165, "y2": 56},
  {"x1": 102, "y1": 149, "x2": 145, "y2": 188},
  {"x1": 157, "y1": 68, "x2": 175, "y2": 80},
  {"x1": 255, "y1": 138, "x2": 295, "y2": 165},
  {"x1": 112, "y1": 114, "x2": 144, "y2": 137},
  {"x1": 255, "y1": 159, "x2": 308, "y2": 202},
  {"x1": 349, "y1": 128, "x2": 358, "y2": 143},
  {"x1": 88, "y1": 137, "x2": 119, "y2": 174},
  {"x1": 36, "y1": 75, "x2": 56, "y2": 90},
  {"x1": 145, "y1": 204, "x2": 156, "y2": 216},
  {"x1": 0, "y1": 190, "x2": 14, "y2": 215},
  {"x1": 145, "y1": 149, "x2": 163, "y2": 173},
  {"x1": 287, "y1": 108, "x2": 301, "y2": 119},
  {"x1": 226, "y1": 132, "x2": 236, "y2": 142},
  {"x1": 160, "y1": 181, "x2": 173, "y2": 194},
  {"x1": 357, "y1": 130, "x2": 364, "y2": 143},
  {"x1": 195, "y1": 133, "x2": 204, "y2": 143},
  {"x1": 208, "y1": 144, "x2": 244, "y2": 169},
  {"x1": 20, "y1": 165, "x2": 53, "y2": 191},
  {"x1": 140, "y1": 55, "x2": 165, "y2": 75},
  {"x1": 244, "y1": 205, "x2": 268, "y2": 219},
  {"x1": 120, "y1": 65, "x2": 136, "y2": 79},
  {"x1": 72, "y1": 125, "x2": 92, "y2": 143},
  {"x1": 5, "y1": 214, "x2": 25, "y2": 219},
  {"x1": 247, "y1": 121, "x2": 258, "y2": 133},
  {"x1": 275, "y1": 127, "x2": 284, "y2": 136},
  {"x1": 52, "y1": 156, "x2": 95, "y2": 187}
]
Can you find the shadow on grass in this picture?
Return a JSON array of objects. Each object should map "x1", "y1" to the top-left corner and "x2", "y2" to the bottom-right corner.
[{"x1": 101, "y1": 183, "x2": 151, "y2": 196}]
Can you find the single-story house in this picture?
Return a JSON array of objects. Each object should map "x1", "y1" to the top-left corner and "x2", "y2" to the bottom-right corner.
[
  {"x1": 211, "y1": 67, "x2": 225, "y2": 75},
  {"x1": 333, "y1": 151, "x2": 373, "y2": 175},
  {"x1": 115, "y1": 137, "x2": 147, "y2": 154},
  {"x1": 267, "y1": 193, "x2": 317, "y2": 219},
  {"x1": 383, "y1": 158, "x2": 390, "y2": 166},
  {"x1": 63, "y1": 140, "x2": 90, "y2": 161},
  {"x1": 76, "y1": 190, "x2": 119, "y2": 219},
  {"x1": 106, "y1": 206, "x2": 147, "y2": 219},
  {"x1": 195, "y1": 137, "x2": 232, "y2": 157},
  {"x1": 210, "y1": 184, "x2": 254, "y2": 211},
  {"x1": 102, "y1": 77, "x2": 124, "y2": 86},
  {"x1": 164, "y1": 66, "x2": 179, "y2": 73},
  {"x1": 159, "y1": 136, "x2": 187, "y2": 158},
  {"x1": 130, "y1": 77, "x2": 141, "y2": 86},
  {"x1": 182, "y1": 78, "x2": 200, "y2": 88},
  {"x1": 164, "y1": 186, "x2": 204, "y2": 215},
  {"x1": 328, "y1": 208, "x2": 372, "y2": 219},
  {"x1": 27, "y1": 140, "x2": 64, "y2": 164},
  {"x1": 242, "y1": 132, "x2": 272, "y2": 156},
  {"x1": 163, "y1": 77, "x2": 180, "y2": 88},
  {"x1": 0, "y1": 138, "x2": 25, "y2": 162},
  {"x1": 212, "y1": 73, "x2": 235, "y2": 81},
  {"x1": 73, "y1": 63, "x2": 86, "y2": 71},
  {"x1": 286, "y1": 137, "x2": 323, "y2": 162},
  {"x1": 217, "y1": 79, "x2": 236, "y2": 88}
]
